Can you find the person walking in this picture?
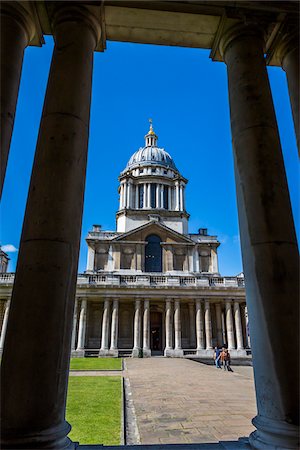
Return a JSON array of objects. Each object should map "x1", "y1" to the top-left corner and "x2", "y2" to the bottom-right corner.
[
  {"x1": 220, "y1": 348, "x2": 232, "y2": 371},
  {"x1": 213, "y1": 346, "x2": 221, "y2": 369}
]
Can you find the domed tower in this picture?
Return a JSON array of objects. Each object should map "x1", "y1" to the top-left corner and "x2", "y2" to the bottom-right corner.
[{"x1": 116, "y1": 121, "x2": 189, "y2": 234}]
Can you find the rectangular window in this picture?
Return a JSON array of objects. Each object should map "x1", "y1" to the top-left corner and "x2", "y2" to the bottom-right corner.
[
  {"x1": 139, "y1": 185, "x2": 144, "y2": 208},
  {"x1": 163, "y1": 185, "x2": 168, "y2": 209},
  {"x1": 151, "y1": 183, "x2": 156, "y2": 208}
]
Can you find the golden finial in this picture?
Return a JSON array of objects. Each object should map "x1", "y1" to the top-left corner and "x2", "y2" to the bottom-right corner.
[{"x1": 148, "y1": 118, "x2": 155, "y2": 135}]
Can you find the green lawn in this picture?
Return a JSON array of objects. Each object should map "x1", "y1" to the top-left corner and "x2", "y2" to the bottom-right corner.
[
  {"x1": 66, "y1": 376, "x2": 122, "y2": 445},
  {"x1": 70, "y1": 357, "x2": 122, "y2": 371}
]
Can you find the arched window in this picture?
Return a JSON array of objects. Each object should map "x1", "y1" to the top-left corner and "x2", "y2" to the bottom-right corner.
[{"x1": 145, "y1": 234, "x2": 162, "y2": 272}]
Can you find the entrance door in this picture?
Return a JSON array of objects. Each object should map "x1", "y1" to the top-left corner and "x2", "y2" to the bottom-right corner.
[
  {"x1": 145, "y1": 234, "x2": 162, "y2": 272},
  {"x1": 150, "y1": 311, "x2": 163, "y2": 354}
]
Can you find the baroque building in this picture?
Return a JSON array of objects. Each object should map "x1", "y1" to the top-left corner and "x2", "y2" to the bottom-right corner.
[{"x1": 72, "y1": 123, "x2": 248, "y2": 358}]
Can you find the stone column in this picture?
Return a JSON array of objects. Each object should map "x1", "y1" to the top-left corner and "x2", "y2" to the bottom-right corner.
[
  {"x1": 188, "y1": 302, "x2": 196, "y2": 348},
  {"x1": 119, "y1": 183, "x2": 123, "y2": 209},
  {"x1": 0, "y1": 300, "x2": 10, "y2": 352},
  {"x1": 215, "y1": 303, "x2": 223, "y2": 347},
  {"x1": 99, "y1": 299, "x2": 110, "y2": 356},
  {"x1": 109, "y1": 299, "x2": 119, "y2": 357},
  {"x1": 143, "y1": 183, "x2": 147, "y2": 208},
  {"x1": 234, "y1": 301, "x2": 244, "y2": 351},
  {"x1": 0, "y1": 2, "x2": 34, "y2": 197},
  {"x1": 160, "y1": 184, "x2": 164, "y2": 208},
  {"x1": 179, "y1": 184, "x2": 183, "y2": 211},
  {"x1": 147, "y1": 183, "x2": 151, "y2": 209},
  {"x1": 175, "y1": 181, "x2": 180, "y2": 210},
  {"x1": 196, "y1": 299, "x2": 205, "y2": 353},
  {"x1": 76, "y1": 299, "x2": 87, "y2": 354},
  {"x1": 135, "y1": 184, "x2": 139, "y2": 209},
  {"x1": 127, "y1": 180, "x2": 131, "y2": 208},
  {"x1": 0, "y1": 5, "x2": 102, "y2": 449},
  {"x1": 225, "y1": 301, "x2": 235, "y2": 350},
  {"x1": 123, "y1": 181, "x2": 127, "y2": 208},
  {"x1": 132, "y1": 300, "x2": 142, "y2": 357},
  {"x1": 71, "y1": 298, "x2": 78, "y2": 353},
  {"x1": 279, "y1": 31, "x2": 299, "y2": 152},
  {"x1": 156, "y1": 183, "x2": 160, "y2": 208},
  {"x1": 220, "y1": 23, "x2": 299, "y2": 449},
  {"x1": 143, "y1": 299, "x2": 151, "y2": 357},
  {"x1": 164, "y1": 300, "x2": 173, "y2": 356},
  {"x1": 174, "y1": 300, "x2": 183, "y2": 357},
  {"x1": 204, "y1": 300, "x2": 213, "y2": 350}
]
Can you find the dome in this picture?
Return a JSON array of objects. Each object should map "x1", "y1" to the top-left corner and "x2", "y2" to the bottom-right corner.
[{"x1": 123, "y1": 146, "x2": 177, "y2": 172}]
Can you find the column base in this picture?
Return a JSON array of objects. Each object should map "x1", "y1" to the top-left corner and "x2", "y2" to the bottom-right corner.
[
  {"x1": 196, "y1": 348, "x2": 214, "y2": 357},
  {"x1": 230, "y1": 349, "x2": 247, "y2": 357},
  {"x1": 143, "y1": 348, "x2": 151, "y2": 358},
  {"x1": 98, "y1": 348, "x2": 110, "y2": 357},
  {"x1": 132, "y1": 347, "x2": 143, "y2": 358},
  {"x1": 173, "y1": 348, "x2": 184, "y2": 357},
  {"x1": 72, "y1": 349, "x2": 85, "y2": 358},
  {"x1": 249, "y1": 415, "x2": 299, "y2": 450},
  {"x1": 164, "y1": 347, "x2": 174, "y2": 357},
  {"x1": 108, "y1": 348, "x2": 119, "y2": 357}
]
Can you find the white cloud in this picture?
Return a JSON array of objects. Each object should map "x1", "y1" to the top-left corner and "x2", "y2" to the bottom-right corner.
[{"x1": 1, "y1": 244, "x2": 18, "y2": 253}]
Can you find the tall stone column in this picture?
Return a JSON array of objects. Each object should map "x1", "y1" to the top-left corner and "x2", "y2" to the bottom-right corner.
[
  {"x1": 279, "y1": 31, "x2": 299, "y2": 152},
  {"x1": 0, "y1": 300, "x2": 10, "y2": 352},
  {"x1": 76, "y1": 299, "x2": 87, "y2": 355},
  {"x1": 123, "y1": 181, "x2": 127, "y2": 209},
  {"x1": 225, "y1": 301, "x2": 235, "y2": 350},
  {"x1": 188, "y1": 302, "x2": 196, "y2": 348},
  {"x1": 132, "y1": 300, "x2": 142, "y2": 357},
  {"x1": 220, "y1": 23, "x2": 299, "y2": 449},
  {"x1": 71, "y1": 298, "x2": 78, "y2": 353},
  {"x1": 234, "y1": 301, "x2": 244, "y2": 351},
  {"x1": 143, "y1": 299, "x2": 151, "y2": 357},
  {"x1": 160, "y1": 184, "x2": 164, "y2": 208},
  {"x1": 0, "y1": 5, "x2": 102, "y2": 449},
  {"x1": 204, "y1": 300, "x2": 213, "y2": 350},
  {"x1": 143, "y1": 183, "x2": 147, "y2": 208},
  {"x1": 109, "y1": 299, "x2": 119, "y2": 357},
  {"x1": 99, "y1": 299, "x2": 110, "y2": 356},
  {"x1": 196, "y1": 300, "x2": 205, "y2": 353},
  {"x1": 119, "y1": 183, "x2": 124, "y2": 209},
  {"x1": 215, "y1": 303, "x2": 223, "y2": 347},
  {"x1": 175, "y1": 181, "x2": 180, "y2": 210},
  {"x1": 156, "y1": 183, "x2": 160, "y2": 208},
  {"x1": 168, "y1": 186, "x2": 172, "y2": 210},
  {"x1": 174, "y1": 300, "x2": 183, "y2": 357},
  {"x1": 0, "y1": 2, "x2": 35, "y2": 197},
  {"x1": 147, "y1": 183, "x2": 151, "y2": 209},
  {"x1": 164, "y1": 300, "x2": 173, "y2": 356},
  {"x1": 179, "y1": 184, "x2": 183, "y2": 211}
]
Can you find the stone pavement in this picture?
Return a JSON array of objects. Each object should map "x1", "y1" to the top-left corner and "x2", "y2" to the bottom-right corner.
[{"x1": 124, "y1": 358, "x2": 257, "y2": 446}]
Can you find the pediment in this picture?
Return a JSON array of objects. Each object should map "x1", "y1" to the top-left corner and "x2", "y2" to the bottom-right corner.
[{"x1": 112, "y1": 221, "x2": 194, "y2": 244}]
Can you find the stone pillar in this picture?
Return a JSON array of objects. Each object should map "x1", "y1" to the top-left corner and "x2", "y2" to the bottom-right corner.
[
  {"x1": 109, "y1": 299, "x2": 119, "y2": 357},
  {"x1": 143, "y1": 183, "x2": 147, "y2": 208},
  {"x1": 86, "y1": 245, "x2": 95, "y2": 272},
  {"x1": 135, "y1": 184, "x2": 139, "y2": 209},
  {"x1": 0, "y1": 300, "x2": 10, "y2": 352},
  {"x1": 71, "y1": 298, "x2": 78, "y2": 353},
  {"x1": 204, "y1": 300, "x2": 213, "y2": 350},
  {"x1": 225, "y1": 301, "x2": 235, "y2": 350},
  {"x1": 0, "y1": 2, "x2": 34, "y2": 197},
  {"x1": 0, "y1": 5, "x2": 102, "y2": 449},
  {"x1": 279, "y1": 31, "x2": 299, "y2": 152},
  {"x1": 221, "y1": 310, "x2": 227, "y2": 346},
  {"x1": 132, "y1": 300, "x2": 142, "y2": 357},
  {"x1": 160, "y1": 184, "x2": 164, "y2": 208},
  {"x1": 168, "y1": 186, "x2": 172, "y2": 210},
  {"x1": 127, "y1": 180, "x2": 131, "y2": 208},
  {"x1": 164, "y1": 300, "x2": 173, "y2": 356},
  {"x1": 147, "y1": 183, "x2": 151, "y2": 209},
  {"x1": 179, "y1": 184, "x2": 183, "y2": 211},
  {"x1": 143, "y1": 299, "x2": 151, "y2": 357},
  {"x1": 174, "y1": 300, "x2": 183, "y2": 357},
  {"x1": 99, "y1": 299, "x2": 110, "y2": 356},
  {"x1": 188, "y1": 302, "x2": 196, "y2": 347},
  {"x1": 220, "y1": 23, "x2": 299, "y2": 449},
  {"x1": 215, "y1": 303, "x2": 223, "y2": 346},
  {"x1": 76, "y1": 299, "x2": 87, "y2": 355},
  {"x1": 234, "y1": 301, "x2": 244, "y2": 351},
  {"x1": 175, "y1": 181, "x2": 180, "y2": 210},
  {"x1": 156, "y1": 183, "x2": 160, "y2": 208},
  {"x1": 119, "y1": 183, "x2": 123, "y2": 209},
  {"x1": 123, "y1": 181, "x2": 127, "y2": 208},
  {"x1": 196, "y1": 299, "x2": 205, "y2": 353}
]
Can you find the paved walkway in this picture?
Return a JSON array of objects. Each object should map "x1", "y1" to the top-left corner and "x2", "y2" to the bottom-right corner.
[{"x1": 124, "y1": 358, "x2": 257, "y2": 446}]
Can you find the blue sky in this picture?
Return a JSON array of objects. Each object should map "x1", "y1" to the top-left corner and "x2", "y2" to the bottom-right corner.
[{"x1": 1, "y1": 37, "x2": 299, "y2": 275}]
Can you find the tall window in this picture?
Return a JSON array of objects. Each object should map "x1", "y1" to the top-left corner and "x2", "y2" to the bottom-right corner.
[
  {"x1": 145, "y1": 234, "x2": 162, "y2": 272},
  {"x1": 163, "y1": 185, "x2": 168, "y2": 209},
  {"x1": 151, "y1": 183, "x2": 156, "y2": 208},
  {"x1": 138, "y1": 185, "x2": 144, "y2": 208}
]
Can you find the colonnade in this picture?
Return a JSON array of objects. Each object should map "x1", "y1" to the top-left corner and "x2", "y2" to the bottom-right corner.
[
  {"x1": 119, "y1": 179, "x2": 185, "y2": 211},
  {"x1": 0, "y1": 2, "x2": 298, "y2": 449},
  {"x1": 71, "y1": 297, "x2": 248, "y2": 358}
]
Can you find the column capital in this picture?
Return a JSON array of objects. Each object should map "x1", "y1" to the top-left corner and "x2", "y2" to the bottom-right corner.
[
  {"x1": 0, "y1": 1, "x2": 38, "y2": 44},
  {"x1": 219, "y1": 22, "x2": 265, "y2": 61}
]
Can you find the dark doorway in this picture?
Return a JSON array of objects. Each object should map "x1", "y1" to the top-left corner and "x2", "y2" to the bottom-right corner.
[
  {"x1": 145, "y1": 234, "x2": 162, "y2": 272},
  {"x1": 150, "y1": 311, "x2": 163, "y2": 354}
]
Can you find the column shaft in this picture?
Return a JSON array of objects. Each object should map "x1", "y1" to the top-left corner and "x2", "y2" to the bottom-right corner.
[
  {"x1": 204, "y1": 300, "x2": 213, "y2": 349},
  {"x1": 225, "y1": 301, "x2": 235, "y2": 349},
  {"x1": 132, "y1": 300, "x2": 141, "y2": 356},
  {"x1": 143, "y1": 300, "x2": 151, "y2": 357},
  {"x1": 110, "y1": 299, "x2": 119, "y2": 354},
  {"x1": 0, "y1": 300, "x2": 10, "y2": 351},
  {"x1": 0, "y1": 5, "x2": 101, "y2": 448},
  {"x1": 174, "y1": 300, "x2": 183, "y2": 356},
  {"x1": 71, "y1": 298, "x2": 78, "y2": 351},
  {"x1": 147, "y1": 183, "x2": 151, "y2": 208},
  {"x1": 215, "y1": 303, "x2": 223, "y2": 347},
  {"x1": 100, "y1": 300, "x2": 110, "y2": 352},
  {"x1": 188, "y1": 302, "x2": 196, "y2": 347},
  {"x1": 221, "y1": 23, "x2": 299, "y2": 449},
  {"x1": 164, "y1": 300, "x2": 173, "y2": 355},
  {"x1": 234, "y1": 301, "x2": 244, "y2": 350},
  {"x1": 76, "y1": 299, "x2": 87, "y2": 351},
  {"x1": 196, "y1": 300, "x2": 205, "y2": 350},
  {"x1": 156, "y1": 183, "x2": 160, "y2": 208},
  {"x1": 143, "y1": 184, "x2": 147, "y2": 208},
  {"x1": 168, "y1": 186, "x2": 172, "y2": 210}
]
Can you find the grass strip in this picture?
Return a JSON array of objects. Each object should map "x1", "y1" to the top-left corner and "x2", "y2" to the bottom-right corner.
[
  {"x1": 70, "y1": 357, "x2": 122, "y2": 371},
  {"x1": 67, "y1": 376, "x2": 122, "y2": 445}
]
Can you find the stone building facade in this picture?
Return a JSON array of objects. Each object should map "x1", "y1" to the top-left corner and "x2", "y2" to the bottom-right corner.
[{"x1": 71, "y1": 123, "x2": 248, "y2": 358}]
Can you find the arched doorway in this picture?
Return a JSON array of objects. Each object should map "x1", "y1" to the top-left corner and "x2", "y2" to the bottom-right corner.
[
  {"x1": 150, "y1": 311, "x2": 163, "y2": 355},
  {"x1": 145, "y1": 234, "x2": 162, "y2": 272}
]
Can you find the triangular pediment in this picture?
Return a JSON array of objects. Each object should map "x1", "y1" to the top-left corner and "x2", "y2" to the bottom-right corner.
[{"x1": 112, "y1": 221, "x2": 194, "y2": 244}]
